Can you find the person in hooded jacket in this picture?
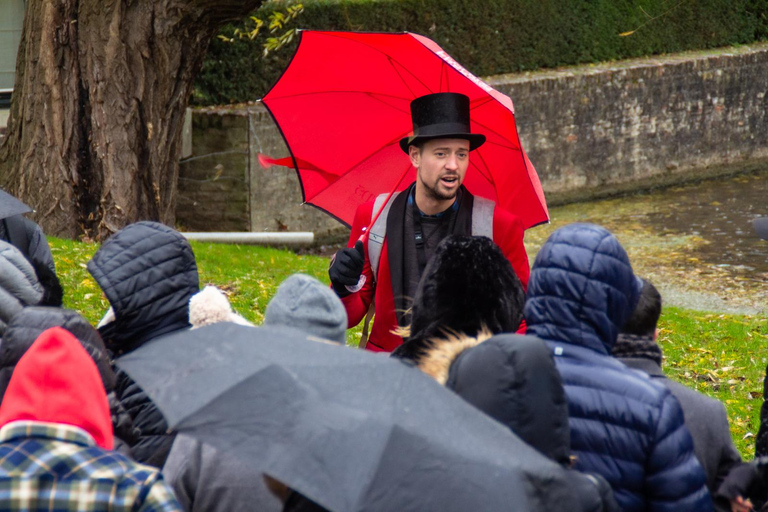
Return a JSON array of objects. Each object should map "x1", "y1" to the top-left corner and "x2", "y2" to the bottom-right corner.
[
  {"x1": 0, "y1": 306, "x2": 137, "y2": 457},
  {"x1": 390, "y1": 235, "x2": 525, "y2": 364},
  {"x1": 88, "y1": 221, "x2": 200, "y2": 467},
  {"x1": 0, "y1": 327, "x2": 182, "y2": 511},
  {"x1": 0, "y1": 240, "x2": 62, "y2": 336},
  {"x1": 415, "y1": 333, "x2": 619, "y2": 512},
  {"x1": 524, "y1": 223, "x2": 712, "y2": 512},
  {"x1": 0, "y1": 189, "x2": 56, "y2": 276}
]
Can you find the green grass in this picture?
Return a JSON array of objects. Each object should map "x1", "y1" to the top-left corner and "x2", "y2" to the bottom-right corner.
[
  {"x1": 659, "y1": 308, "x2": 768, "y2": 458},
  {"x1": 51, "y1": 237, "x2": 367, "y2": 346},
  {"x1": 50, "y1": 236, "x2": 766, "y2": 458}
]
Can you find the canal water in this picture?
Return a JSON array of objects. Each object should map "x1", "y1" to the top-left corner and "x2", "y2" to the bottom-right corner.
[{"x1": 525, "y1": 169, "x2": 768, "y2": 314}]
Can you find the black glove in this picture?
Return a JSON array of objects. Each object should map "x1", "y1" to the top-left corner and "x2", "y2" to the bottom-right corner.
[{"x1": 329, "y1": 240, "x2": 365, "y2": 297}]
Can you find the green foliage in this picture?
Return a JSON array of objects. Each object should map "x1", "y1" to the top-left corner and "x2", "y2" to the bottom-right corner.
[
  {"x1": 217, "y1": 4, "x2": 304, "y2": 57},
  {"x1": 193, "y1": 0, "x2": 768, "y2": 106}
]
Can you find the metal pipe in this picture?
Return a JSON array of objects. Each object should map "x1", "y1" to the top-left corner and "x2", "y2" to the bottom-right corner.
[{"x1": 181, "y1": 232, "x2": 314, "y2": 246}]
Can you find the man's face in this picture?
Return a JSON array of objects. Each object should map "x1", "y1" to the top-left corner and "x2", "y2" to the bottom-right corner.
[{"x1": 409, "y1": 138, "x2": 470, "y2": 202}]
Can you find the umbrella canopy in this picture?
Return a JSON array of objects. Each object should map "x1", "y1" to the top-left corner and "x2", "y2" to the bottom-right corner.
[
  {"x1": 117, "y1": 323, "x2": 604, "y2": 512},
  {"x1": 0, "y1": 189, "x2": 31, "y2": 220},
  {"x1": 261, "y1": 31, "x2": 548, "y2": 229}
]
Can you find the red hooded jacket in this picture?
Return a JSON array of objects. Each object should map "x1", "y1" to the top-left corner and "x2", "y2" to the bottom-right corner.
[{"x1": 0, "y1": 327, "x2": 113, "y2": 450}]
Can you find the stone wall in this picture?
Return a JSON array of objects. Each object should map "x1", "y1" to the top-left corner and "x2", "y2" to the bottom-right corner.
[
  {"x1": 490, "y1": 43, "x2": 768, "y2": 203},
  {"x1": 177, "y1": 43, "x2": 768, "y2": 233},
  {"x1": 178, "y1": 104, "x2": 344, "y2": 238}
]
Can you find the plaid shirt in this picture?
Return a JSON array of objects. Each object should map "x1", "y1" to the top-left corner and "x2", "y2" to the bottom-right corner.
[{"x1": 0, "y1": 421, "x2": 182, "y2": 512}]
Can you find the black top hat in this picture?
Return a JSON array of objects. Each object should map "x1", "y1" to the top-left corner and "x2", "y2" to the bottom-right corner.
[{"x1": 399, "y1": 92, "x2": 486, "y2": 153}]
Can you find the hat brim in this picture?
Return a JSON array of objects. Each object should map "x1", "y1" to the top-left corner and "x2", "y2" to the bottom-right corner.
[{"x1": 399, "y1": 133, "x2": 486, "y2": 154}]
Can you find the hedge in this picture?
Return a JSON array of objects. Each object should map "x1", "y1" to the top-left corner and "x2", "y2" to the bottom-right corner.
[{"x1": 193, "y1": 0, "x2": 768, "y2": 106}]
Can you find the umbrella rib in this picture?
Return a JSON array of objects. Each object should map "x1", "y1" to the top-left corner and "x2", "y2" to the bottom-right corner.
[
  {"x1": 470, "y1": 152, "x2": 495, "y2": 185},
  {"x1": 305, "y1": 130, "x2": 413, "y2": 199},
  {"x1": 365, "y1": 92, "x2": 412, "y2": 115},
  {"x1": 469, "y1": 96, "x2": 495, "y2": 110},
  {"x1": 387, "y1": 56, "x2": 432, "y2": 98},
  {"x1": 310, "y1": 32, "x2": 437, "y2": 97}
]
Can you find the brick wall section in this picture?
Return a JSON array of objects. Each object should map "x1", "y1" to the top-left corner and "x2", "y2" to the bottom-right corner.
[{"x1": 177, "y1": 43, "x2": 768, "y2": 232}]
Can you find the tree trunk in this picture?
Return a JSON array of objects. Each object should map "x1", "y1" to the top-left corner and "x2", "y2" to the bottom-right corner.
[{"x1": 0, "y1": 0, "x2": 262, "y2": 239}]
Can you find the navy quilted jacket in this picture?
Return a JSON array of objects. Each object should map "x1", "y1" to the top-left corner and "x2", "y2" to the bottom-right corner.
[{"x1": 525, "y1": 224, "x2": 712, "y2": 512}]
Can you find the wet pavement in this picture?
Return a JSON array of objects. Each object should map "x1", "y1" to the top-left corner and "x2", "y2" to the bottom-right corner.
[{"x1": 524, "y1": 169, "x2": 768, "y2": 315}]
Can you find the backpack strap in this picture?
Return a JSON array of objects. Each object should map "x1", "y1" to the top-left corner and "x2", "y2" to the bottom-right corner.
[
  {"x1": 367, "y1": 192, "x2": 400, "y2": 283},
  {"x1": 357, "y1": 301, "x2": 376, "y2": 350},
  {"x1": 471, "y1": 196, "x2": 495, "y2": 238},
  {"x1": 3, "y1": 216, "x2": 30, "y2": 258}
]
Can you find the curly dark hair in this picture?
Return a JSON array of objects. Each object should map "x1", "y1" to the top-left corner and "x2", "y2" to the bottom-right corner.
[{"x1": 393, "y1": 235, "x2": 525, "y2": 362}]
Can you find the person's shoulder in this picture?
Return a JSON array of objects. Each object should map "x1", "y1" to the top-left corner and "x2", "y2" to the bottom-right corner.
[
  {"x1": 665, "y1": 378, "x2": 727, "y2": 415},
  {"x1": 557, "y1": 345, "x2": 672, "y2": 404}
]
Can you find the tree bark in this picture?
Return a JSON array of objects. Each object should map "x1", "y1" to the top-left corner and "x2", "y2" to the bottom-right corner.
[{"x1": 0, "y1": 0, "x2": 262, "y2": 239}]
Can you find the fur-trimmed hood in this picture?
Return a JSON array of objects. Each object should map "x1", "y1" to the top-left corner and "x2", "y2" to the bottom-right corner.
[
  {"x1": 408, "y1": 236, "x2": 525, "y2": 345},
  {"x1": 416, "y1": 332, "x2": 571, "y2": 465}
]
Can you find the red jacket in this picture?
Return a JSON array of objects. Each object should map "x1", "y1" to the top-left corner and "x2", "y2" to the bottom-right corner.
[{"x1": 341, "y1": 193, "x2": 530, "y2": 352}]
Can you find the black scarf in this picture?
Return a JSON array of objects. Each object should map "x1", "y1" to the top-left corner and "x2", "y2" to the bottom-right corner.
[
  {"x1": 386, "y1": 183, "x2": 475, "y2": 326},
  {"x1": 611, "y1": 333, "x2": 663, "y2": 366}
]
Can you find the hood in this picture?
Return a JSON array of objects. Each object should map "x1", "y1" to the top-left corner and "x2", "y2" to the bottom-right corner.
[
  {"x1": 0, "y1": 307, "x2": 116, "y2": 402},
  {"x1": 0, "y1": 240, "x2": 43, "y2": 334},
  {"x1": 524, "y1": 223, "x2": 643, "y2": 354},
  {"x1": 0, "y1": 327, "x2": 113, "y2": 449},
  {"x1": 264, "y1": 274, "x2": 347, "y2": 343},
  {"x1": 417, "y1": 332, "x2": 571, "y2": 464},
  {"x1": 87, "y1": 221, "x2": 199, "y2": 353}
]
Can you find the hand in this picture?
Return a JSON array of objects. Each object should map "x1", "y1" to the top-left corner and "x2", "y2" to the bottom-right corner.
[
  {"x1": 731, "y1": 496, "x2": 754, "y2": 512},
  {"x1": 329, "y1": 241, "x2": 365, "y2": 297}
]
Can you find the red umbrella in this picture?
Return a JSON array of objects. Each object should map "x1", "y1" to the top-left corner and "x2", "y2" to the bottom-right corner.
[{"x1": 260, "y1": 30, "x2": 548, "y2": 229}]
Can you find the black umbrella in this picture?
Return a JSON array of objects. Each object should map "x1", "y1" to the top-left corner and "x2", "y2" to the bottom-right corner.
[
  {"x1": 755, "y1": 217, "x2": 768, "y2": 241},
  {"x1": 117, "y1": 323, "x2": 605, "y2": 512},
  {"x1": 0, "y1": 189, "x2": 31, "y2": 220}
]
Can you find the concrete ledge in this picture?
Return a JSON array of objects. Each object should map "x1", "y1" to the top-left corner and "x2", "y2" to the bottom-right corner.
[{"x1": 182, "y1": 231, "x2": 314, "y2": 246}]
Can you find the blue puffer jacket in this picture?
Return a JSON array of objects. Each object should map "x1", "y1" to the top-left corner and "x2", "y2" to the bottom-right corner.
[{"x1": 525, "y1": 223, "x2": 712, "y2": 512}]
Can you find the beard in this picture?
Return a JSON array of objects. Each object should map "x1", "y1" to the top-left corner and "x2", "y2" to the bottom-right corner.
[{"x1": 419, "y1": 173, "x2": 461, "y2": 202}]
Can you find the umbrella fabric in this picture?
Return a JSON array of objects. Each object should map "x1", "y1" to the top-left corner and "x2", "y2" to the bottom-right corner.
[
  {"x1": 0, "y1": 189, "x2": 31, "y2": 220},
  {"x1": 117, "y1": 323, "x2": 604, "y2": 512},
  {"x1": 261, "y1": 31, "x2": 548, "y2": 229}
]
